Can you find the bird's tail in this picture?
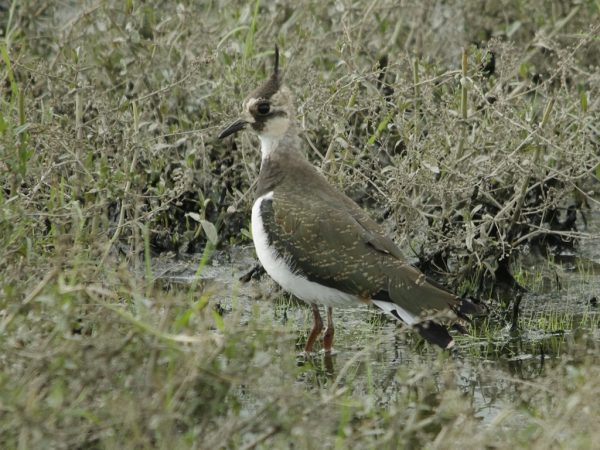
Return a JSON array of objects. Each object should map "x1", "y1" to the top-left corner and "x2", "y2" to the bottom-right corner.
[
  {"x1": 414, "y1": 320, "x2": 455, "y2": 349},
  {"x1": 372, "y1": 296, "x2": 486, "y2": 349}
]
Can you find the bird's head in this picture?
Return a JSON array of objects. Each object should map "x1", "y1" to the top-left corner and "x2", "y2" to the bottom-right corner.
[{"x1": 218, "y1": 46, "x2": 294, "y2": 143}]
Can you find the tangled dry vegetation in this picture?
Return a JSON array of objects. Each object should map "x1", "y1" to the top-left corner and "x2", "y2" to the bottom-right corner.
[
  {"x1": 2, "y1": 1, "x2": 599, "y2": 288},
  {"x1": 1, "y1": 0, "x2": 600, "y2": 448}
]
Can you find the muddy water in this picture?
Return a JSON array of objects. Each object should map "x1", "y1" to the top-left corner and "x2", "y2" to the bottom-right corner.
[{"x1": 155, "y1": 205, "x2": 600, "y2": 424}]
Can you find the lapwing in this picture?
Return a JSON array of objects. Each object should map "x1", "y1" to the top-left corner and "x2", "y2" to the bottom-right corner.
[{"x1": 218, "y1": 47, "x2": 481, "y2": 352}]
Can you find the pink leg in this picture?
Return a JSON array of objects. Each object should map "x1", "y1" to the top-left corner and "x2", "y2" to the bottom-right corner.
[
  {"x1": 304, "y1": 304, "x2": 323, "y2": 353},
  {"x1": 323, "y1": 307, "x2": 334, "y2": 353}
]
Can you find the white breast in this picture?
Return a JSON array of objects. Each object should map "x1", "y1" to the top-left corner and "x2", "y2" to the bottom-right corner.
[{"x1": 251, "y1": 191, "x2": 359, "y2": 307}]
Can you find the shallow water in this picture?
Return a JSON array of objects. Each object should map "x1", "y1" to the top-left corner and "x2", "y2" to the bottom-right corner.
[{"x1": 154, "y1": 204, "x2": 600, "y2": 425}]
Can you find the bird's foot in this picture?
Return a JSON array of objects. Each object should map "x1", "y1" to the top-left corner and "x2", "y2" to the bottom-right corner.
[
  {"x1": 238, "y1": 263, "x2": 265, "y2": 282},
  {"x1": 296, "y1": 350, "x2": 318, "y2": 366}
]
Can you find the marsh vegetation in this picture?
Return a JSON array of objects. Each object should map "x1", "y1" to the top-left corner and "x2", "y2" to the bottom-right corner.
[{"x1": 1, "y1": 0, "x2": 599, "y2": 448}]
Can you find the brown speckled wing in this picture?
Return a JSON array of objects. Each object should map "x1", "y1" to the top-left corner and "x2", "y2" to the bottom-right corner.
[{"x1": 260, "y1": 187, "x2": 460, "y2": 317}]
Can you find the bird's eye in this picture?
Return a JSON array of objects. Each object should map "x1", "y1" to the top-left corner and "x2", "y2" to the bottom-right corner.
[{"x1": 256, "y1": 102, "x2": 270, "y2": 115}]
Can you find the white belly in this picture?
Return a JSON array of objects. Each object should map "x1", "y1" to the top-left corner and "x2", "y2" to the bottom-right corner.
[{"x1": 251, "y1": 191, "x2": 358, "y2": 307}]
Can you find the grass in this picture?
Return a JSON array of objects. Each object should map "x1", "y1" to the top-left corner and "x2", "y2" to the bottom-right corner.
[{"x1": 1, "y1": 0, "x2": 600, "y2": 448}]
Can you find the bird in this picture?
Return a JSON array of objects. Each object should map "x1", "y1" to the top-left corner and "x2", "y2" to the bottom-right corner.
[{"x1": 218, "y1": 47, "x2": 481, "y2": 353}]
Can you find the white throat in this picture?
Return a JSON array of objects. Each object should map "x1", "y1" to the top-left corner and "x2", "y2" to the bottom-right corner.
[
  {"x1": 256, "y1": 115, "x2": 290, "y2": 160},
  {"x1": 259, "y1": 135, "x2": 281, "y2": 160}
]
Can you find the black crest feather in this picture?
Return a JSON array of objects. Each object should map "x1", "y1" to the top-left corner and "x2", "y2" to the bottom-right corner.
[
  {"x1": 273, "y1": 45, "x2": 279, "y2": 78},
  {"x1": 249, "y1": 46, "x2": 281, "y2": 100}
]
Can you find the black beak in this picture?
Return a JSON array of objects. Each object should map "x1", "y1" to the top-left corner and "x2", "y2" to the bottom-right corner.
[{"x1": 218, "y1": 119, "x2": 247, "y2": 139}]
